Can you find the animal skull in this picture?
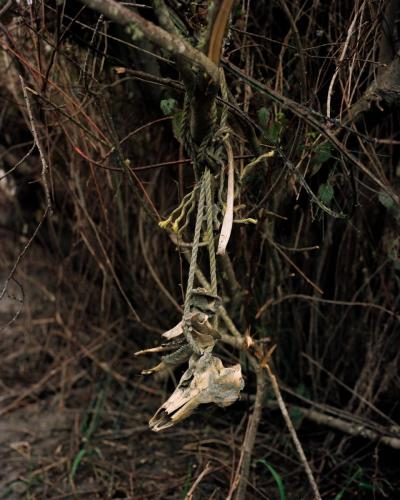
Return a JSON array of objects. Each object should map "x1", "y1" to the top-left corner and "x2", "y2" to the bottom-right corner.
[{"x1": 149, "y1": 352, "x2": 244, "y2": 431}]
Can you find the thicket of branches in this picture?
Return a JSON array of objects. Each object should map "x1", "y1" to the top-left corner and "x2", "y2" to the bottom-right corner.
[{"x1": 1, "y1": 0, "x2": 399, "y2": 498}]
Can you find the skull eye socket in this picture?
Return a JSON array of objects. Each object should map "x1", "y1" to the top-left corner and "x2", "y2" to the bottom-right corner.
[{"x1": 179, "y1": 375, "x2": 194, "y2": 388}]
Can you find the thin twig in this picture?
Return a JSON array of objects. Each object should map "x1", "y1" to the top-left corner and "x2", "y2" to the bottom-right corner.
[
  {"x1": 267, "y1": 237, "x2": 324, "y2": 295},
  {"x1": 256, "y1": 293, "x2": 400, "y2": 321},
  {"x1": 265, "y1": 363, "x2": 322, "y2": 500},
  {"x1": 0, "y1": 209, "x2": 48, "y2": 332},
  {"x1": 185, "y1": 462, "x2": 214, "y2": 499},
  {"x1": 326, "y1": 11, "x2": 359, "y2": 118},
  {"x1": 0, "y1": 143, "x2": 35, "y2": 181},
  {"x1": 19, "y1": 75, "x2": 52, "y2": 213},
  {"x1": 139, "y1": 212, "x2": 182, "y2": 314}
]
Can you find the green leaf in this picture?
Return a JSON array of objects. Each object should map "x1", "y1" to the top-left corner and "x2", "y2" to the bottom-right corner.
[
  {"x1": 83, "y1": 388, "x2": 106, "y2": 440},
  {"x1": 90, "y1": 447, "x2": 103, "y2": 459},
  {"x1": 257, "y1": 107, "x2": 270, "y2": 129},
  {"x1": 378, "y1": 191, "x2": 396, "y2": 211},
  {"x1": 313, "y1": 143, "x2": 333, "y2": 164},
  {"x1": 160, "y1": 98, "x2": 177, "y2": 116},
  {"x1": 258, "y1": 460, "x2": 286, "y2": 500},
  {"x1": 70, "y1": 449, "x2": 86, "y2": 480},
  {"x1": 172, "y1": 110, "x2": 184, "y2": 143},
  {"x1": 318, "y1": 183, "x2": 334, "y2": 206},
  {"x1": 333, "y1": 467, "x2": 363, "y2": 500},
  {"x1": 264, "y1": 122, "x2": 281, "y2": 143},
  {"x1": 357, "y1": 481, "x2": 374, "y2": 491}
]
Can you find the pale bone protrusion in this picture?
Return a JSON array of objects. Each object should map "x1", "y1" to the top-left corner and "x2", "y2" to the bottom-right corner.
[
  {"x1": 162, "y1": 320, "x2": 184, "y2": 340},
  {"x1": 136, "y1": 307, "x2": 221, "y2": 376},
  {"x1": 135, "y1": 345, "x2": 175, "y2": 356},
  {"x1": 141, "y1": 362, "x2": 166, "y2": 375}
]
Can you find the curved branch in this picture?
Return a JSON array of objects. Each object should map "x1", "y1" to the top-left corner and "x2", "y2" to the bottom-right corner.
[{"x1": 78, "y1": 0, "x2": 220, "y2": 83}]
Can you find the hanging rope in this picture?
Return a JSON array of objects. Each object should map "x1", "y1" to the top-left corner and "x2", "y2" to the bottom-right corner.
[
  {"x1": 183, "y1": 172, "x2": 206, "y2": 354},
  {"x1": 204, "y1": 168, "x2": 217, "y2": 297},
  {"x1": 182, "y1": 167, "x2": 219, "y2": 354},
  {"x1": 160, "y1": 69, "x2": 235, "y2": 355}
]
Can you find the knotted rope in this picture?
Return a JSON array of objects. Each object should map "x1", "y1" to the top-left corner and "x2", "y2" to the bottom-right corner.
[
  {"x1": 183, "y1": 168, "x2": 218, "y2": 354},
  {"x1": 162, "y1": 69, "x2": 234, "y2": 354}
]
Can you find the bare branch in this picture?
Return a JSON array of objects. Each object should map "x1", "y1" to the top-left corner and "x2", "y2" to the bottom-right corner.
[
  {"x1": 19, "y1": 76, "x2": 52, "y2": 213},
  {"x1": 78, "y1": 0, "x2": 220, "y2": 83},
  {"x1": 265, "y1": 363, "x2": 322, "y2": 500}
]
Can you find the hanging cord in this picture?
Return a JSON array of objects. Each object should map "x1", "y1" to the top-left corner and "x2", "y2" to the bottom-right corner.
[
  {"x1": 183, "y1": 172, "x2": 206, "y2": 354},
  {"x1": 219, "y1": 68, "x2": 229, "y2": 130},
  {"x1": 180, "y1": 92, "x2": 200, "y2": 180},
  {"x1": 204, "y1": 167, "x2": 219, "y2": 330},
  {"x1": 182, "y1": 167, "x2": 219, "y2": 353},
  {"x1": 204, "y1": 168, "x2": 217, "y2": 297}
]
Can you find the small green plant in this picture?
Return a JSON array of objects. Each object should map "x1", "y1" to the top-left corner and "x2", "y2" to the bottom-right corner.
[
  {"x1": 179, "y1": 463, "x2": 193, "y2": 499},
  {"x1": 258, "y1": 459, "x2": 286, "y2": 500},
  {"x1": 312, "y1": 142, "x2": 333, "y2": 165},
  {"x1": 126, "y1": 22, "x2": 144, "y2": 41},
  {"x1": 318, "y1": 183, "x2": 334, "y2": 207},
  {"x1": 304, "y1": 134, "x2": 334, "y2": 175},
  {"x1": 160, "y1": 98, "x2": 178, "y2": 116},
  {"x1": 257, "y1": 107, "x2": 270, "y2": 129},
  {"x1": 257, "y1": 106, "x2": 287, "y2": 144},
  {"x1": 333, "y1": 466, "x2": 392, "y2": 499},
  {"x1": 70, "y1": 385, "x2": 108, "y2": 483}
]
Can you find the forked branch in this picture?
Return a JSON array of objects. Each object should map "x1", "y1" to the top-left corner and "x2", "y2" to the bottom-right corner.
[{"x1": 78, "y1": 0, "x2": 220, "y2": 82}]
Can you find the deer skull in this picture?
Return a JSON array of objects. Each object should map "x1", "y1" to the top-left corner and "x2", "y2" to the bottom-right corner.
[{"x1": 149, "y1": 352, "x2": 244, "y2": 431}]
